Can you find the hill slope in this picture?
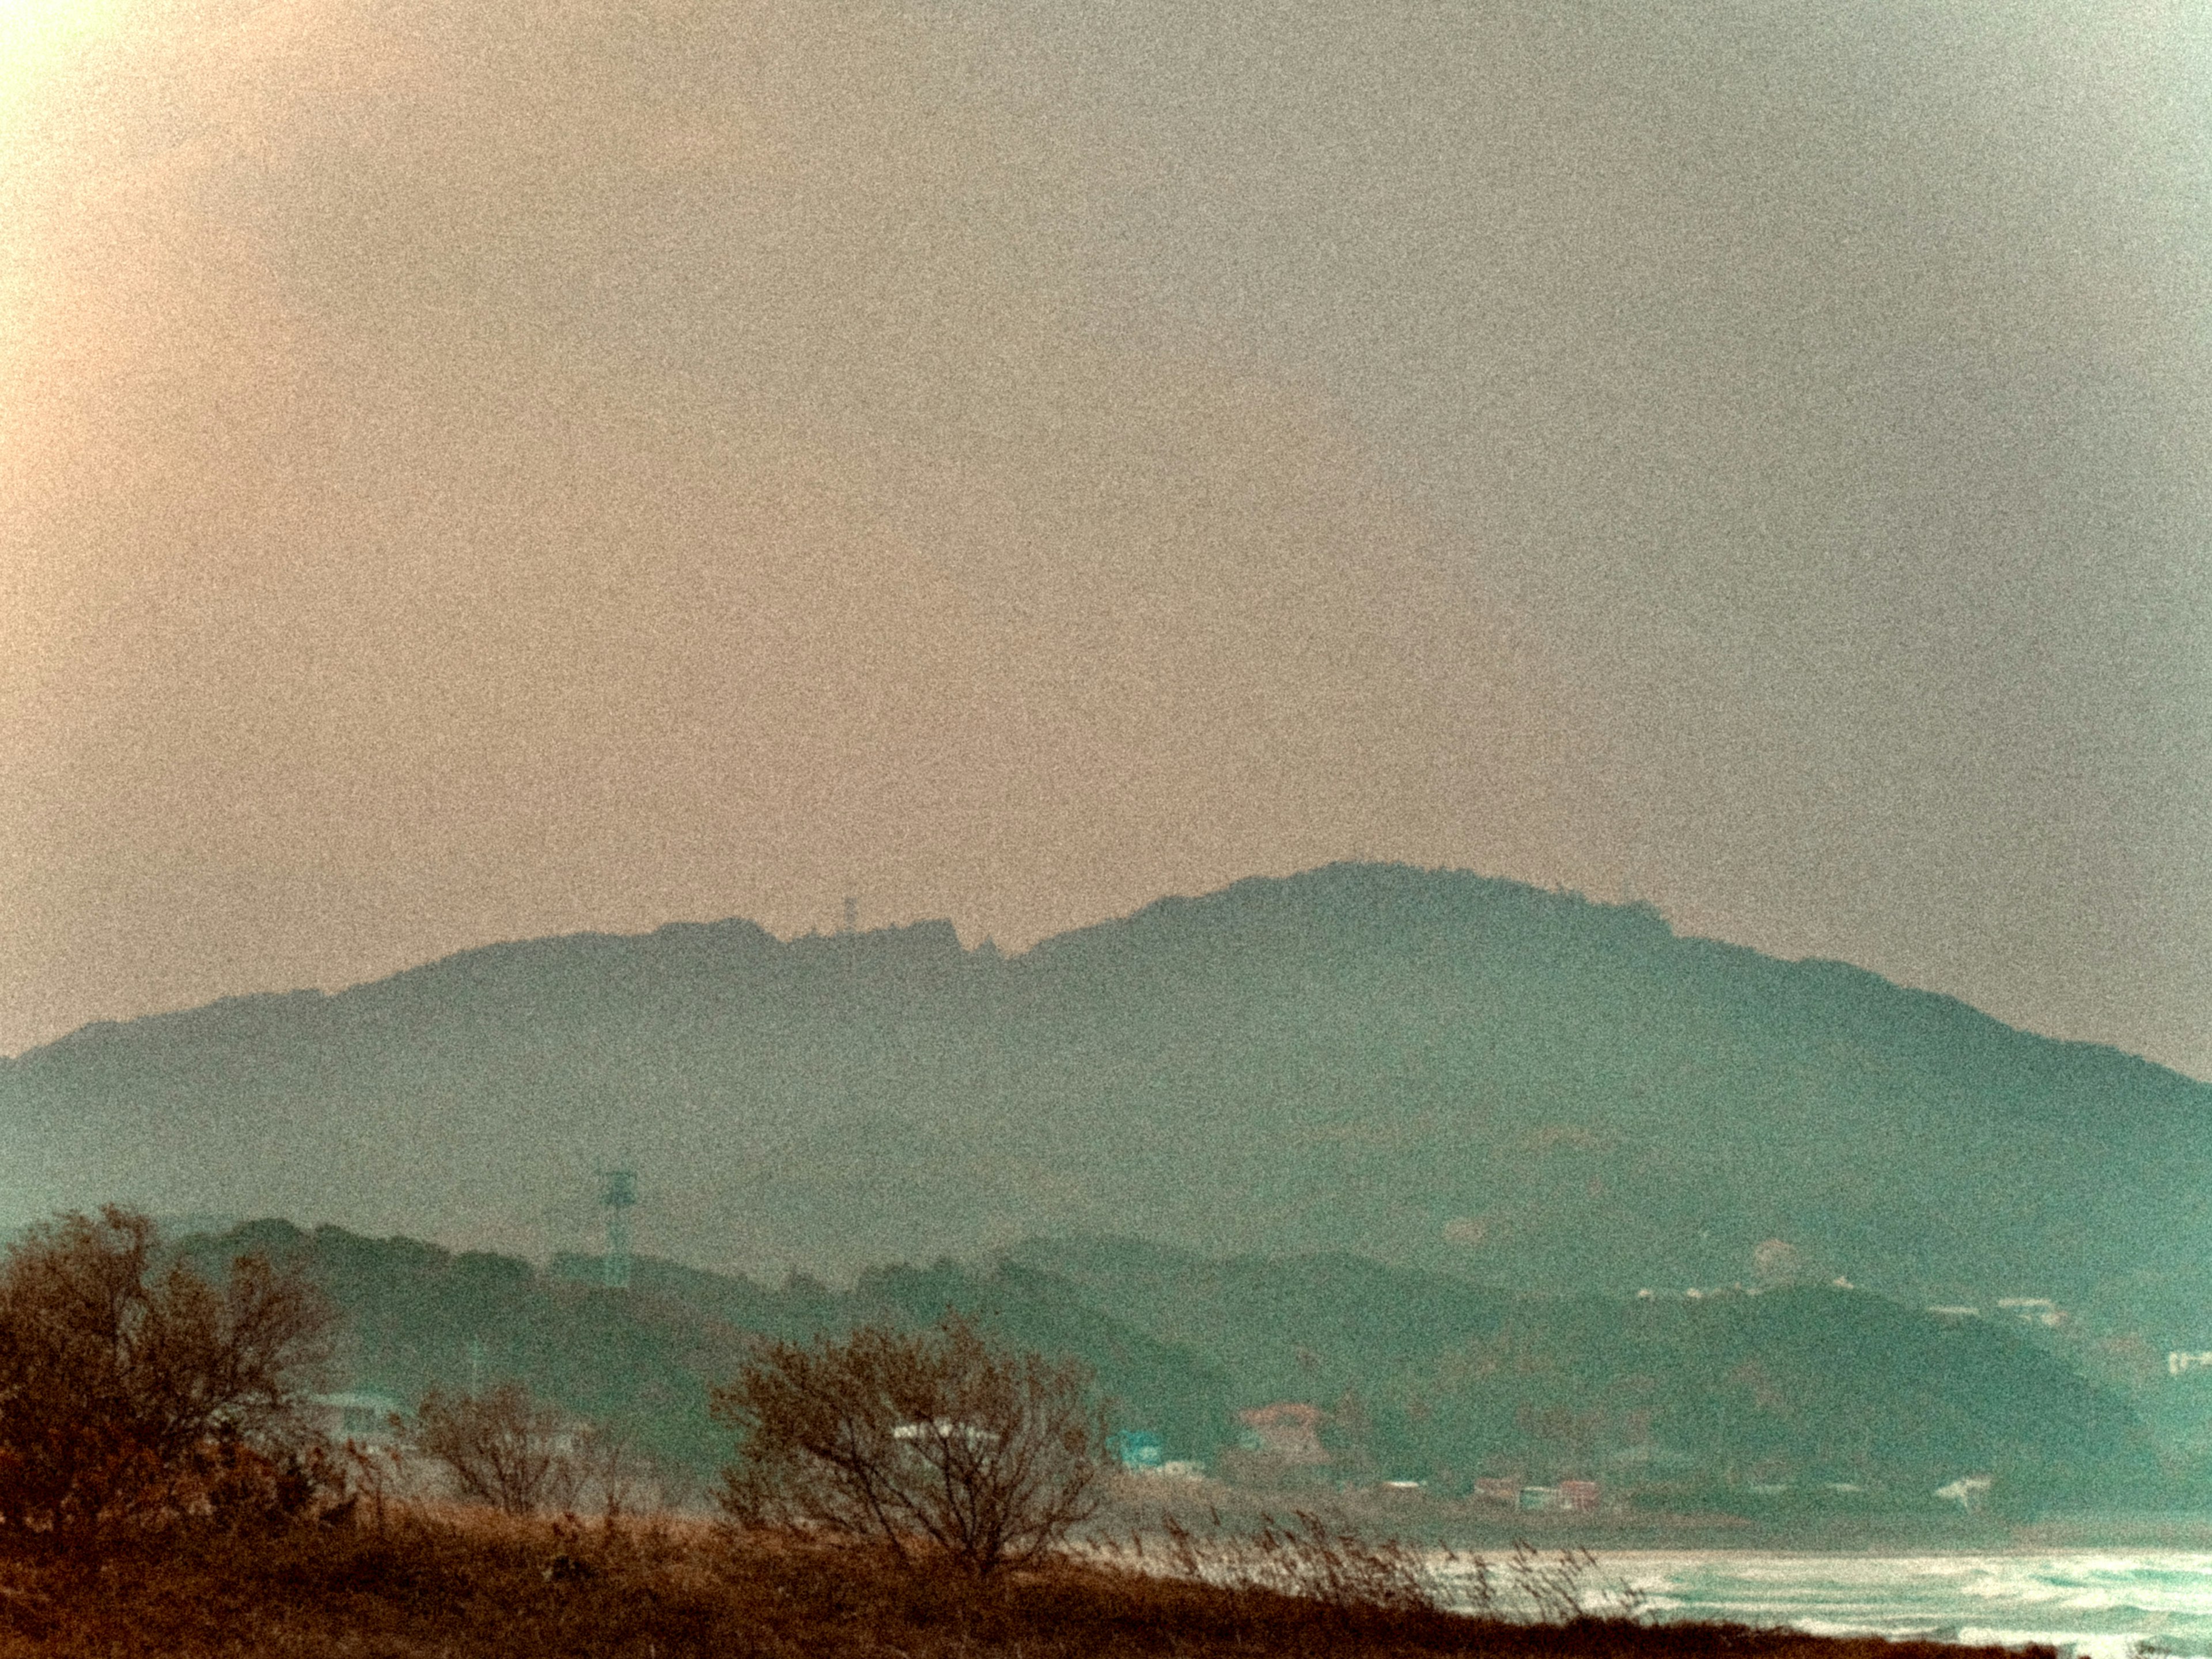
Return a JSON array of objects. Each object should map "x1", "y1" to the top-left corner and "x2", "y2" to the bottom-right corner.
[
  {"x1": 179, "y1": 1222, "x2": 2157, "y2": 1508},
  {"x1": 10, "y1": 864, "x2": 2209, "y2": 1316},
  {"x1": 1004, "y1": 1236, "x2": 2162, "y2": 1506},
  {"x1": 179, "y1": 1222, "x2": 1234, "y2": 1476}
]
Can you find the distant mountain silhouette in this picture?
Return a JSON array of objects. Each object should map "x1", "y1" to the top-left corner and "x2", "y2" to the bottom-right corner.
[{"x1": 10, "y1": 864, "x2": 2209, "y2": 1327}]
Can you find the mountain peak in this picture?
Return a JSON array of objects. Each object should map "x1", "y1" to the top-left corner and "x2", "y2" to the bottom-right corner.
[{"x1": 5, "y1": 863, "x2": 2203, "y2": 1320}]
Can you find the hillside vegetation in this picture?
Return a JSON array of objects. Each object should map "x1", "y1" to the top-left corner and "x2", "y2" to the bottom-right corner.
[
  {"x1": 185, "y1": 1224, "x2": 2161, "y2": 1511},
  {"x1": 12, "y1": 865, "x2": 2208, "y2": 1327}
]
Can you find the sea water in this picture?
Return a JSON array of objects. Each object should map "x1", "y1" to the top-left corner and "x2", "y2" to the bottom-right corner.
[{"x1": 1431, "y1": 1551, "x2": 2212, "y2": 1658}]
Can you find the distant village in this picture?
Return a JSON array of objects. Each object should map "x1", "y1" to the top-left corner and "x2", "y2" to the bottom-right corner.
[{"x1": 1110, "y1": 1407, "x2": 1607, "y2": 1513}]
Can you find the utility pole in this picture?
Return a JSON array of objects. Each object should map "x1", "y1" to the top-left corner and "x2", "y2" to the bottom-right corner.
[{"x1": 599, "y1": 1168, "x2": 638, "y2": 1289}]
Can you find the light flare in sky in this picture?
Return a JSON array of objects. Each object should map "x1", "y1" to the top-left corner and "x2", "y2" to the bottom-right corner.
[{"x1": 0, "y1": 0, "x2": 2206, "y2": 1081}]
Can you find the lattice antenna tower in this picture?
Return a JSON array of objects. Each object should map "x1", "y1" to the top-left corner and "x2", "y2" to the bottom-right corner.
[
  {"x1": 842, "y1": 893, "x2": 858, "y2": 936},
  {"x1": 599, "y1": 1168, "x2": 638, "y2": 1290}
]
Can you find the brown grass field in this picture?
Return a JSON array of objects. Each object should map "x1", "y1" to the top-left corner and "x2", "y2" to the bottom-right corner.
[{"x1": 0, "y1": 1505, "x2": 2057, "y2": 1659}]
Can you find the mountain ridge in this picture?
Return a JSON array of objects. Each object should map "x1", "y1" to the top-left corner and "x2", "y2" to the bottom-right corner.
[
  {"x1": 6, "y1": 863, "x2": 2206, "y2": 1325},
  {"x1": 25, "y1": 873, "x2": 2196, "y2": 1092}
]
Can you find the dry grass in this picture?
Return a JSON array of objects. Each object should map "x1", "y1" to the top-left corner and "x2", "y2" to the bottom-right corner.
[
  {"x1": 1096, "y1": 1509, "x2": 1644, "y2": 1625},
  {"x1": 0, "y1": 1503, "x2": 2055, "y2": 1659}
]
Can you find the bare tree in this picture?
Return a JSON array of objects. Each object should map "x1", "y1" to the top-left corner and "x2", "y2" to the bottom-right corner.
[
  {"x1": 413, "y1": 1382, "x2": 586, "y2": 1514},
  {"x1": 712, "y1": 1313, "x2": 1109, "y2": 1576},
  {"x1": 569, "y1": 1422, "x2": 663, "y2": 1520},
  {"x1": 0, "y1": 1206, "x2": 334, "y2": 1547}
]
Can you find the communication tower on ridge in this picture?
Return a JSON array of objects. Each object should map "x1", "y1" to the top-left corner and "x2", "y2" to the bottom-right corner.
[
  {"x1": 599, "y1": 1168, "x2": 638, "y2": 1290},
  {"x1": 842, "y1": 894, "x2": 858, "y2": 936}
]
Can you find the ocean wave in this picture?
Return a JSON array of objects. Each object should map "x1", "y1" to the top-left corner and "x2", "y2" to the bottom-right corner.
[{"x1": 1528, "y1": 1548, "x2": 2212, "y2": 1658}]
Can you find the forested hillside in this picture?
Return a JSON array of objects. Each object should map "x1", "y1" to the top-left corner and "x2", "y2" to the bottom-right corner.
[
  {"x1": 1006, "y1": 1237, "x2": 2164, "y2": 1509},
  {"x1": 17, "y1": 864, "x2": 2209, "y2": 1322},
  {"x1": 180, "y1": 1222, "x2": 2161, "y2": 1509},
  {"x1": 178, "y1": 1221, "x2": 1232, "y2": 1476}
]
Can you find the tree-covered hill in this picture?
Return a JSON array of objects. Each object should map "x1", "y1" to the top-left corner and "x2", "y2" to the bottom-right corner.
[
  {"x1": 175, "y1": 1221, "x2": 1233, "y2": 1476},
  {"x1": 1006, "y1": 1236, "x2": 2162, "y2": 1508},
  {"x1": 14, "y1": 863, "x2": 2209, "y2": 1327},
  {"x1": 175, "y1": 1221, "x2": 2160, "y2": 1509}
]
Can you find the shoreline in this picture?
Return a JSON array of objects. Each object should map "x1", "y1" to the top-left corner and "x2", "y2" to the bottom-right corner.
[{"x1": 1104, "y1": 1480, "x2": 2212, "y2": 1557}]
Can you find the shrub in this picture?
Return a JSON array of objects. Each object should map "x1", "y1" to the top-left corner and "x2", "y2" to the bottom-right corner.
[
  {"x1": 0, "y1": 1205, "x2": 332, "y2": 1547},
  {"x1": 412, "y1": 1382, "x2": 588, "y2": 1515},
  {"x1": 712, "y1": 1313, "x2": 1109, "y2": 1575}
]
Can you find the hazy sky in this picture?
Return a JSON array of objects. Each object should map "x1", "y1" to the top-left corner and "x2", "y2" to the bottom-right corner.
[{"x1": 3, "y1": 0, "x2": 2207, "y2": 1079}]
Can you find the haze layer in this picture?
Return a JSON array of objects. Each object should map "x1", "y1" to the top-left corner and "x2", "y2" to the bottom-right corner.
[{"x1": 3, "y1": 0, "x2": 2206, "y2": 1076}]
